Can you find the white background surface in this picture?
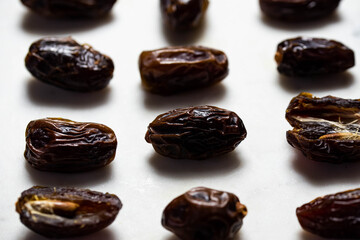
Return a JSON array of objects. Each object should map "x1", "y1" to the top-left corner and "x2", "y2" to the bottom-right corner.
[{"x1": 1, "y1": 1, "x2": 360, "y2": 239}]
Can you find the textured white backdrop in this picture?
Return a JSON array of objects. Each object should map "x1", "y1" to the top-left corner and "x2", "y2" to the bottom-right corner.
[{"x1": 0, "y1": 1, "x2": 360, "y2": 239}]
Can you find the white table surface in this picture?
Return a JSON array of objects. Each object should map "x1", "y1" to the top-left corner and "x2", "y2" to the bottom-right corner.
[{"x1": 1, "y1": 1, "x2": 360, "y2": 239}]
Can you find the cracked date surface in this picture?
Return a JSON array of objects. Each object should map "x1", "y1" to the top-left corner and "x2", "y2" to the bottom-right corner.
[
  {"x1": 139, "y1": 46, "x2": 228, "y2": 95},
  {"x1": 145, "y1": 106, "x2": 246, "y2": 159},
  {"x1": 275, "y1": 37, "x2": 354, "y2": 77},
  {"x1": 160, "y1": 0, "x2": 209, "y2": 30},
  {"x1": 297, "y1": 188, "x2": 360, "y2": 238},
  {"x1": 21, "y1": 0, "x2": 117, "y2": 18},
  {"x1": 286, "y1": 92, "x2": 360, "y2": 163},
  {"x1": 25, "y1": 37, "x2": 114, "y2": 92},
  {"x1": 16, "y1": 186, "x2": 122, "y2": 238},
  {"x1": 259, "y1": 0, "x2": 341, "y2": 21},
  {"x1": 162, "y1": 186, "x2": 247, "y2": 240},
  {"x1": 25, "y1": 118, "x2": 117, "y2": 172}
]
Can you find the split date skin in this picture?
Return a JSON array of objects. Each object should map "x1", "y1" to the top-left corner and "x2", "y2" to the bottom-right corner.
[
  {"x1": 139, "y1": 46, "x2": 228, "y2": 95},
  {"x1": 286, "y1": 92, "x2": 360, "y2": 163},
  {"x1": 146, "y1": 105, "x2": 246, "y2": 160},
  {"x1": 162, "y1": 187, "x2": 247, "y2": 240},
  {"x1": 21, "y1": 0, "x2": 117, "y2": 18},
  {"x1": 16, "y1": 186, "x2": 122, "y2": 238},
  {"x1": 160, "y1": 0, "x2": 209, "y2": 30},
  {"x1": 25, "y1": 37, "x2": 114, "y2": 92},
  {"x1": 259, "y1": 0, "x2": 341, "y2": 22},
  {"x1": 25, "y1": 118, "x2": 117, "y2": 172},
  {"x1": 297, "y1": 188, "x2": 360, "y2": 238},
  {"x1": 275, "y1": 37, "x2": 355, "y2": 77}
]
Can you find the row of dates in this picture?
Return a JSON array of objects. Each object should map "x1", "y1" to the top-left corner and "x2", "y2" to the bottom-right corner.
[{"x1": 16, "y1": 185, "x2": 360, "y2": 239}]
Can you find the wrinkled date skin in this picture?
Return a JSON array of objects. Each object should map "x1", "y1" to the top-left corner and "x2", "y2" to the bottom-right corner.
[
  {"x1": 275, "y1": 37, "x2": 355, "y2": 77},
  {"x1": 297, "y1": 188, "x2": 360, "y2": 238},
  {"x1": 145, "y1": 106, "x2": 246, "y2": 159},
  {"x1": 160, "y1": 0, "x2": 209, "y2": 30},
  {"x1": 162, "y1": 187, "x2": 247, "y2": 240},
  {"x1": 25, "y1": 37, "x2": 114, "y2": 92},
  {"x1": 286, "y1": 92, "x2": 360, "y2": 163},
  {"x1": 259, "y1": 0, "x2": 341, "y2": 21},
  {"x1": 16, "y1": 186, "x2": 122, "y2": 238},
  {"x1": 21, "y1": 0, "x2": 117, "y2": 18},
  {"x1": 25, "y1": 118, "x2": 117, "y2": 172},
  {"x1": 139, "y1": 46, "x2": 228, "y2": 95}
]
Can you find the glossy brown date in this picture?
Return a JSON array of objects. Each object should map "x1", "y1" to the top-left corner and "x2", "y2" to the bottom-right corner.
[
  {"x1": 21, "y1": 0, "x2": 117, "y2": 18},
  {"x1": 139, "y1": 46, "x2": 228, "y2": 95},
  {"x1": 25, "y1": 118, "x2": 117, "y2": 172},
  {"x1": 145, "y1": 105, "x2": 246, "y2": 159},
  {"x1": 162, "y1": 187, "x2": 247, "y2": 240},
  {"x1": 259, "y1": 0, "x2": 341, "y2": 22},
  {"x1": 275, "y1": 37, "x2": 354, "y2": 77},
  {"x1": 297, "y1": 188, "x2": 360, "y2": 238},
  {"x1": 16, "y1": 186, "x2": 122, "y2": 238},
  {"x1": 286, "y1": 92, "x2": 360, "y2": 163},
  {"x1": 25, "y1": 37, "x2": 114, "y2": 92},
  {"x1": 160, "y1": 0, "x2": 209, "y2": 30}
]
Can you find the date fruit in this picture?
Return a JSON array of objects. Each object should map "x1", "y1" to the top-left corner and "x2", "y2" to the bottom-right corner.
[
  {"x1": 259, "y1": 0, "x2": 341, "y2": 22},
  {"x1": 16, "y1": 186, "x2": 122, "y2": 238},
  {"x1": 160, "y1": 0, "x2": 209, "y2": 30},
  {"x1": 275, "y1": 37, "x2": 354, "y2": 77},
  {"x1": 145, "y1": 105, "x2": 246, "y2": 159},
  {"x1": 25, "y1": 37, "x2": 114, "y2": 92},
  {"x1": 286, "y1": 92, "x2": 360, "y2": 163},
  {"x1": 297, "y1": 188, "x2": 360, "y2": 238},
  {"x1": 25, "y1": 118, "x2": 117, "y2": 172},
  {"x1": 21, "y1": 0, "x2": 117, "y2": 18},
  {"x1": 139, "y1": 46, "x2": 228, "y2": 95},
  {"x1": 162, "y1": 187, "x2": 247, "y2": 240}
]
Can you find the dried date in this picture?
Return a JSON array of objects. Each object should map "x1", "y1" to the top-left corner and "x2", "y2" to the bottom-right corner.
[
  {"x1": 286, "y1": 92, "x2": 360, "y2": 163},
  {"x1": 16, "y1": 186, "x2": 122, "y2": 238},
  {"x1": 21, "y1": 0, "x2": 117, "y2": 18},
  {"x1": 162, "y1": 186, "x2": 247, "y2": 240},
  {"x1": 297, "y1": 188, "x2": 360, "y2": 238},
  {"x1": 139, "y1": 46, "x2": 228, "y2": 95},
  {"x1": 145, "y1": 105, "x2": 246, "y2": 159},
  {"x1": 276, "y1": 37, "x2": 354, "y2": 77},
  {"x1": 25, "y1": 118, "x2": 117, "y2": 172},
  {"x1": 25, "y1": 37, "x2": 114, "y2": 92},
  {"x1": 160, "y1": 0, "x2": 209, "y2": 30},
  {"x1": 275, "y1": 37, "x2": 354, "y2": 77},
  {"x1": 259, "y1": 0, "x2": 341, "y2": 22}
]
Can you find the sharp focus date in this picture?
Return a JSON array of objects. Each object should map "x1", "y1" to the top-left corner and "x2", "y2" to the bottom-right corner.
[
  {"x1": 275, "y1": 37, "x2": 355, "y2": 77},
  {"x1": 297, "y1": 188, "x2": 360, "y2": 238},
  {"x1": 286, "y1": 92, "x2": 360, "y2": 163},
  {"x1": 162, "y1": 187, "x2": 247, "y2": 240},
  {"x1": 145, "y1": 105, "x2": 246, "y2": 159},
  {"x1": 21, "y1": 0, "x2": 117, "y2": 18},
  {"x1": 160, "y1": 0, "x2": 209, "y2": 30},
  {"x1": 25, "y1": 118, "x2": 117, "y2": 172},
  {"x1": 25, "y1": 37, "x2": 114, "y2": 92},
  {"x1": 139, "y1": 46, "x2": 228, "y2": 95},
  {"x1": 16, "y1": 186, "x2": 122, "y2": 238}
]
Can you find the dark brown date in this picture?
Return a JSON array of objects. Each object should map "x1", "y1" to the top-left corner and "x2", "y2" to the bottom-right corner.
[
  {"x1": 286, "y1": 92, "x2": 360, "y2": 163},
  {"x1": 162, "y1": 187, "x2": 247, "y2": 240},
  {"x1": 139, "y1": 46, "x2": 228, "y2": 95},
  {"x1": 259, "y1": 0, "x2": 341, "y2": 22},
  {"x1": 16, "y1": 186, "x2": 122, "y2": 238},
  {"x1": 25, "y1": 37, "x2": 114, "y2": 92},
  {"x1": 145, "y1": 105, "x2": 246, "y2": 159},
  {"x1": 21, "y1": 0, "x2": 117, "y2": 18},
  {"x1": 160, "y1": 0, "x2": 209, "y2": 30},
  {"x1": 297, "y1": 188, "x2": 360, "y2": 238},
  {"x1": 25, "y1": 118, "x2": 117, "y2": 172},
  {"x1": 275, "y1": 37, "x2": 355, "y2": 77}
]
